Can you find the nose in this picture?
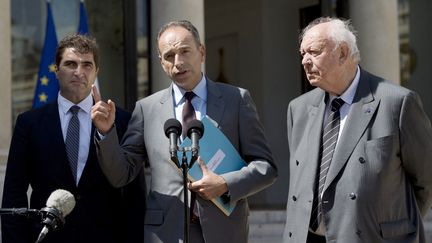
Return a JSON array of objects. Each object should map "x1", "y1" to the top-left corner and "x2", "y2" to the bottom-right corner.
[
  {"x1": 174, "y1": 54, "x2": 183, "y2": 68},
  {"x1": 73, "y1": 65, "x2": 84, "y2": 76},
  {"x1": 301, "y1": 55, "x2": 312, "y2": 66}
]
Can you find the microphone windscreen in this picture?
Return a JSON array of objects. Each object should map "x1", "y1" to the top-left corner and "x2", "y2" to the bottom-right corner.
[
  {"x1": 164, "y1": 118, "x2": 182, "y2": 137},
  {"x1": 187, "y1": 119, "x2": 204, "y2": 138},
  {"x1": 46, "y1": 189, "x2": 76, "y2": 217}
]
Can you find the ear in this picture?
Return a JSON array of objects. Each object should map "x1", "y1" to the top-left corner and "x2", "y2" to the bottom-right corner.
[
  {"x1": 54, "y1": 65, "x2": 59, "y2": 78},
  {"x1": 199, "y1": 44, "x2": 206, "y2": 63},
  {"x1": 339, "y1": 43, "x2": 349, "y2": 64}
]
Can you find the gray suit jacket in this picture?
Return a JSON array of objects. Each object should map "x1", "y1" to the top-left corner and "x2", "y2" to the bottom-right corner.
[
  {"x1": 283, "y1": 69, "x2": 432, "y2": 243},
  {"x1": 96, "y1": 79, "x2": 277, "y2": 243}
]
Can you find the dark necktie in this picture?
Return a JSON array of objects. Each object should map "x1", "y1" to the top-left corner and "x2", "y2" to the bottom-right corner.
[
  {"x1": 182, "y1": 91, "x2": 196, "y2": 137},
  {"x1": 65, "y1": 105, "x2": 80, "y2": 183},
  {"x1": 310, "y1": 98, "x2": 344, "y2": 231},
  {"x1": 181, "y1": 91, "x2": 200, "y2": 222}
]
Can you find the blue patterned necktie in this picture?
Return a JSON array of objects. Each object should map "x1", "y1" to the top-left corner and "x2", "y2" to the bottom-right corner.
[{"x1": 65, "y1": 105, "x2": 80, "y2": 183}]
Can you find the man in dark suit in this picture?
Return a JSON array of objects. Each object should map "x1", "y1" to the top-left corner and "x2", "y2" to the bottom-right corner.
[
  {"x1": 91, "y1": 20, "x2": 277, "y2": 243},
  {"x1": 2, "y1": 34, "x2": 144, "y2": 243},
  {"x1": 283, "y1": 17, "x2": 432, "y2": 243}
]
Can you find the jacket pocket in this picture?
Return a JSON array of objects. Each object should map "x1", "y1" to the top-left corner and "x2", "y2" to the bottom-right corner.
[
  {"x1": 365, "y1": 134, "x2": 394, "y2": 151},
  {"x1": 365, "y1": 135, "x2": 396, "y2": 173},
  {"x1": 379, "y1": 219, "x2": 416, "y2": 239},
  {"x1": 144, "y1": 209, "x2": 164, "y2": 226}
]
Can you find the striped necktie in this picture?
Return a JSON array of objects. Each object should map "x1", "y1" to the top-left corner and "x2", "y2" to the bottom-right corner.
[
  {"x1": 310, "y1": 98, "x2": 344, "y2": 231},
  {"x1": 65, "y1": 105, "x2": 80, "y2": 183}
]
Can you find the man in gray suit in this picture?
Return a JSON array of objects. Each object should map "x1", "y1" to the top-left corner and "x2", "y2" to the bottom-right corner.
[
  {"x1": 91, "y1": 20, "x2": 277, "y2": 243},
  {"x1": 283, "y1": 17, "x2": 432, "y2": 243}
]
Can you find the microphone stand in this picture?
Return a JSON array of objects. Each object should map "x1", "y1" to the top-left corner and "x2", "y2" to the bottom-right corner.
[
  {"x1": 0, "y1": 208, "x2": 40, "y2": 217},
  {"x1": 181, "y1": 150, "x2": 190, "y2": 243},
  {"x1": 171, "y1": 145, "x2": 198, "y2": 243},
  {"x1": 165, "y1": 118, "x2": 203, "y2": 243}
]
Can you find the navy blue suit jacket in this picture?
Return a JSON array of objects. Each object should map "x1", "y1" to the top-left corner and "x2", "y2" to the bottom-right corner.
[{"x1": 1, "y1": 101, "x2": 145, "y2": 243}]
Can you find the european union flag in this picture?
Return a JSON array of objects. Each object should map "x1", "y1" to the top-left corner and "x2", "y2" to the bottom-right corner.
[
  {"x1": 33, "y1": 1, "x2": 59, "y2": 109},
  {"x1": 78, "y1": 0, "x2": 89, "y2": 34}
]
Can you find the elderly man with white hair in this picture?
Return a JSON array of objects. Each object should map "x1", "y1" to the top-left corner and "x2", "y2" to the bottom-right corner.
[{"x1": 283, "y1": 17, "x2": 432, "y2": 243}]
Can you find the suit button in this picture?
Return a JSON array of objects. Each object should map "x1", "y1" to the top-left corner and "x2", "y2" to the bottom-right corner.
[
  {"x1": 289, "y1": 232, "x2": 292, "y2": 237},
  {"x1": 76, "y1": 194, "x2": 81, "y2": 200},
  {"x1": 359, "y1": 157, "x2": 366, "y2": 164},
  {"x1": 349, "y1": 193, "x2": 356, "y2": 200},
  {"x1": 296, "y1": 161, "x2": 299, "y2": 166},
  {"x1": 292, "y1": 196, "x2": 297, "y2": 201}
]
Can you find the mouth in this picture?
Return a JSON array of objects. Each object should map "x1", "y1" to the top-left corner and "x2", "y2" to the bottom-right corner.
[
  {"x1": 305, "y1": 72, "x2": 313, "y2": 77},
  {"x1": 174, "y1": 70, "x2": 188, "y2": 77},
  {"x1": 305, "y1": 70, "x2": 318, "y2": 76},
  {"x1": 70, "y1": 80, "x2": 86, "y2": 85}
]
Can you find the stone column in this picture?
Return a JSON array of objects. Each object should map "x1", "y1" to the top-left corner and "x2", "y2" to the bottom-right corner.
[
  {"x1": 0, "y1": 0, "x2": 11, "y2": 164},
  {"x1": 349, "y1": 0, "x2": 400, "y2": 84},
  {"x1": 0, "y1": 0, "x2": 11, "y2": 213},
  {"x1": 150, "y1": 0, "x2": 205, "y2": 92}
]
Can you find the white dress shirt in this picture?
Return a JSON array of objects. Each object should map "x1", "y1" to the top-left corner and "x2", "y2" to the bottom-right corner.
[
  {"x1": 324, "y1": 66, "x2": 361, "y2": 146},
  {"x1": 172, "y1": 74, "x2": 208, "y2": 129}
]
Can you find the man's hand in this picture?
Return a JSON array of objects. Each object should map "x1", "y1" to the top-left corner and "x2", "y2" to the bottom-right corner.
[
  {"x1": 91, "y1": 85, "x2": 116, "y2": 134},
  {"x1": 188, "y1": 157, "x2": 228, "y2": 200}
]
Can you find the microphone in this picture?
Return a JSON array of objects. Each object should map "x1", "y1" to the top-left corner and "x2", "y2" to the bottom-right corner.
[
  {"x1": 36, "y1": 189, "x2": 76, "y2": 243},
  {"x1": 187, "y1": 119, "x2": 204, "y2": 164},
  {"x1": 164, "y1": 118, "x2": 182, "y2": 167}
]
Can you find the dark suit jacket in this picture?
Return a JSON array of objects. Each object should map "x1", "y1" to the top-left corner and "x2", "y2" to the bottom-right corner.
[
  {"x1": 283, "y1": 69, "x2": 432, "y2": 243},
  {"x1": 96, "y1": 79, "x2": 278, "y2": 243},
  {"x1": 1, "y1": 101, "x2": 144, "y2": 243}
]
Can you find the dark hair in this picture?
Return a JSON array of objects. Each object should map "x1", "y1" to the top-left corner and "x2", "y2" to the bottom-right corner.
[
  {"x1": 156, "y1": 20, "x2": 201, "y2": 54},
  {"x1": 55, "y1": 34, "x2": 100, "y2": 68}
]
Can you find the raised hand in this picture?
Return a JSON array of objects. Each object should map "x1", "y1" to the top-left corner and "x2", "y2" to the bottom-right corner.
[
  {"x1": 91, "y1": 85, "x2": 116, "y2": 134},
  {"x1": 188, "y1": 157, "x2": 228, "y2": 200}
]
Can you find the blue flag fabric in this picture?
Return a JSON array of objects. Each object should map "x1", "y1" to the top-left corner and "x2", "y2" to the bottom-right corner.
[
  {"x1": 32, "y1": 1, "x2": 59, "y2": 109},
  {"x1": 78, "y1": 0, "x2": 89, "y2": 34}
]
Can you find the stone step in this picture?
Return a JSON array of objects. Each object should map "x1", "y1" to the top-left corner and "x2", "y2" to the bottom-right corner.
[
  {"x1": 248, "y1": 209, "x2": 432, "y2": 242},
  {"x1": 249, "y1": 210, "x2": 285, "y2": 242}
]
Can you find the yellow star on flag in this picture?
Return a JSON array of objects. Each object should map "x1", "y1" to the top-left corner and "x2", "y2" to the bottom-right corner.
[
  {"x1": 49, "y1": 63, "x2": 56, "y2": 72},
  {"x1": 40, "y1": 76, "x2": 49, "y2": 86},
  {"x1": 39, "y1": 93, "x2": 48, "y2": 103}
]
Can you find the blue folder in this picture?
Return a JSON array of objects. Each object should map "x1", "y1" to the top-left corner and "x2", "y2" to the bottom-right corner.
[{"x1": 181, "y1": 116, "x2": 246, "y2": 216}]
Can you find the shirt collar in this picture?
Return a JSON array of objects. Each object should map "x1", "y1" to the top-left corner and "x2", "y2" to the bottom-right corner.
[
  {"x1": 173, "y1": 74, "x2": 207, "y2": 106},
  {"x1": 330, "y1": 66, "x2": 360, "y2": 105},
  {"x1": 58, "y1": 92, "x2": 93, "y2": 115}
]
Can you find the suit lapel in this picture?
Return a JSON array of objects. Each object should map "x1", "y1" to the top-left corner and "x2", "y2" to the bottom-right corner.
[
  {"x1": 158, "y1": 84, "x2": 176, "y2": 123},
  {"x1": 324, "y1": 70, "x2": 380, "y2": 191},
  {"x1": 205, "y1": 79, "x2": 225, "y2": 127},
  {"x1": 295, "y1": 90, "x2": 326, "y2": 184},
  {"x1": 43, "y1": 102, "x2": 77, "y2": 187}
]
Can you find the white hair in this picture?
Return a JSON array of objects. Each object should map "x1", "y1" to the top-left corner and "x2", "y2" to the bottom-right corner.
[{"x1": 300, "y1": 17, "x2": 361, "y2": 62}]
